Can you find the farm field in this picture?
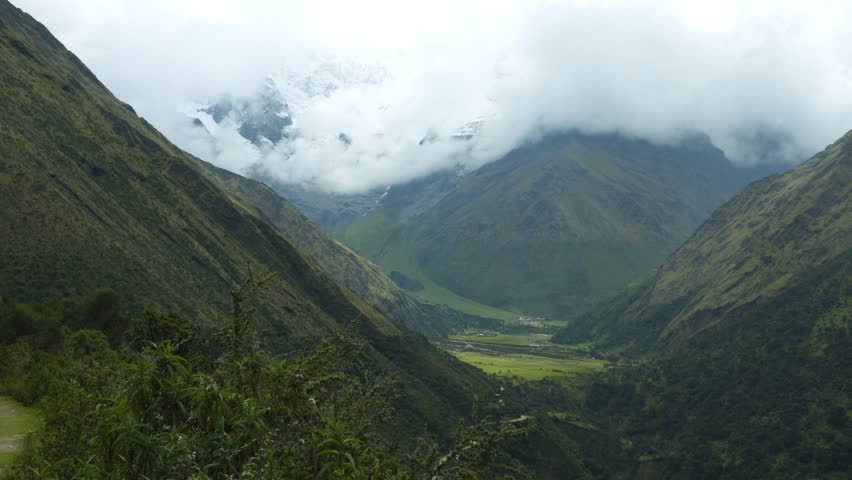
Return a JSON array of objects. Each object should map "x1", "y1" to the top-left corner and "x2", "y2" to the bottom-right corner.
[
  {"x1": 453, "y1": 351, "x2": 606, "y2": 382},
  {"x1": 449, "y1": 332, "x2": 553, "y2": 347}
]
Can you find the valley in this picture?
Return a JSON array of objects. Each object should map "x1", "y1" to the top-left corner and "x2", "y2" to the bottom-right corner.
[{"x1": 0, "y1": 1, "x2": 849, "y2": 479}]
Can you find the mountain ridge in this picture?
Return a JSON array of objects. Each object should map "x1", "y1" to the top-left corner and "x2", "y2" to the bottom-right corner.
[
  {"x1": 0, "y1": 0, "x2": 494, "y2": 441},
  {"x1": 558, "y1": 129, "x2": 851, "y2": 349},
  {"x1": 338, "y1": 132, "x2": 777, "y2": 319},
  {"x1": 567, "y1": 129, "x2": 851, "y2": 477},
  {"x1": 198, "y1": 159, "x2": 497, "y2": 336}
]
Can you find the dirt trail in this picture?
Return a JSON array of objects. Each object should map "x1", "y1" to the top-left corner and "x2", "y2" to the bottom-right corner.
[
  {"x1": 0, "y1": 434, "x2": 24, "y2": 454},
  {"x1": 0, "y1": 397, "x2": 38, "y2": 464}
]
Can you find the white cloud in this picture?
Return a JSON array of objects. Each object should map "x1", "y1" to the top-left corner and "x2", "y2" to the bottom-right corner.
[{"x1": 14, "y1": 0, "x2": 852, "y2": 192}]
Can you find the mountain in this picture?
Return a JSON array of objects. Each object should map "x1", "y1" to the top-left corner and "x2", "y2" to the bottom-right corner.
[
  {"x1": 0, "y1": 0, "x2": 493, "y2": 439},
  {"x1": 198, "y1": 160, "x2": 497, "y2": 336},
  {"x1": 254, "y1": 175, "x2": 387, "y2": 230},
  {"x1": 557, "y1": 129, "x2": 852, "y2": 349},
  {"x1": 250, "y1": 153, "x2": 471, "y2": 231},
  {"x1": 188, "y1": 57, "x2": 387, "y2": 146},
  {"x1": 338, "y1": 132, "x2": 776, "y2": 319},
  {"x1": 562, "y1": 131, "x2": 851, "y2": 478},
  {"x1": 192, "y1": 78, "x2": 292, "y2": 145}
]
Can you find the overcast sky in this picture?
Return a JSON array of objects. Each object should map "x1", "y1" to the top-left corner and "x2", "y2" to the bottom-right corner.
[{"x1": 15, "y1": 0, "x2": 852, "y2": 192}]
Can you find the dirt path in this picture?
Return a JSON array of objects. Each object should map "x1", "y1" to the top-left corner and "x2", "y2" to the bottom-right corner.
[
  {"x1": 0, "y1": 434, "x2": 25, "y2": 453},
  {"x1": 506, "y1": 415, "x2": 532, "y2": 423},
  {"x1": 0, "y1": 396, "x2": 39, "y2": 466}
]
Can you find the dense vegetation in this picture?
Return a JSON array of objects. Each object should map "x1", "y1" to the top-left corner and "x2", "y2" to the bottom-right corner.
[
  {"x1": 583, "y1": 250, "x2": 851, "y2": 478},
  {"x1": 0, "y1": 283, "x2": 529, "y2": 479},
  {"x1": 554, "y1": 131, "x2": 852, "y2": 477}
]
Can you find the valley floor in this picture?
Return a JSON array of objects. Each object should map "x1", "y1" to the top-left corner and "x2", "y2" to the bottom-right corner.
[
  {"x1": 436, "y1": 327, "x2": 607, "y2": 383},
  {"x1": 453, "y1": 350, "x2": 605, "y2": 382}
]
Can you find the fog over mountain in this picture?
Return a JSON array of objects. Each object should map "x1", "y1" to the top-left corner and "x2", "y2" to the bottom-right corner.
[{"x1": 17, "y1": 0, "x2": 852, "y2": 193}]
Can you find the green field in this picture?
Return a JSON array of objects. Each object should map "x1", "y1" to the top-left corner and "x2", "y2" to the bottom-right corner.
[
  {"x1": 0, "y1": 397, "x2": 39, "y2": 466},
  {"x1": 453, "y1": 351, "x2": 606, "y2": 382},
  {"x1": 450, "y1": 332, "x2": 553, "y2": 347},
  {"x1": 442, "y1": 331, "x2": 599, "y2": 359}
]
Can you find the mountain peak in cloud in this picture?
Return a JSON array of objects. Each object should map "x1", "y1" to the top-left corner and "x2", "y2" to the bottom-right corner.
[{"x1": 21, "y1": 0, "x2": 851, "y2": 193}]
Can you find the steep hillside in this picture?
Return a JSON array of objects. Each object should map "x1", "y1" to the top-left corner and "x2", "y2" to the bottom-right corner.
[
  {"x1": 583, "y1": 251, "x2": 851, "y2": 478},
  {"x1": 556, "y1": 131, "x2": 851, "y2": 478},
  {"x1": 199, "y1": 161, "x2": 496, "y2": 336},
  {"x1": 558, "y1": 130, "x2": 852, "y2": 349},
  {"x1": 0, "y1": 0, "x2": 493, "y2": 439},
  {"x1": 257, "y1": 175, "x2": 383, "y2": 230},
  {"x1": 340, "y1": 133, "x2": 770, "y2": 319},
  {"x1": 0, "y1": 4, "x2": 379, "y2": 341},
  {"x1": 257, "y1": 166, "x2": 466, "y2": 231}
]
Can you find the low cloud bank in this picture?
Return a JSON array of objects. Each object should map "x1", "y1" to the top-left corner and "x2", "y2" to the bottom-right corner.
[{"x1": 19, "y1": 0, "x2": 852, "y2": 192}]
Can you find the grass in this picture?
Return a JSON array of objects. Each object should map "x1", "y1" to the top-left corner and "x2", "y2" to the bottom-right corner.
[
  {"x1": 0, "y1": 396, "x2": 39, "y2": 466},
  {"x1": 441, "y1": 331, "x2": 600, "y2": 358},
  {"x1": 450, "y1": 332, "x2": 553, "y2": 347},
  {"x1": 453, "y1": 351, "x2": 606, "y2": 382}
]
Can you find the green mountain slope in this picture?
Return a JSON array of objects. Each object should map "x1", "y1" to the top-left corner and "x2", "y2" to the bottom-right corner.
[
  {"x1": 558, "y1": 130, "x2": 852, "y2": 349},
  {"x1": 338, "y1": 206, "x2": 521, "y2": 321},
  {"x1": 557, "y1": 131, "x2": 851, "y2": 478},
  {"x1": 199, "y1": 160, "x2": 497, "y2": 336},
  {"x1": 584, "y1": 252, "x2": 851, "y2": 478},
  {"x1": 0, "y1": 0, "x2": 492, "y2": 438},
  {"x1": 340, "y1": 133, "x2": 769, "y2": 319}
]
